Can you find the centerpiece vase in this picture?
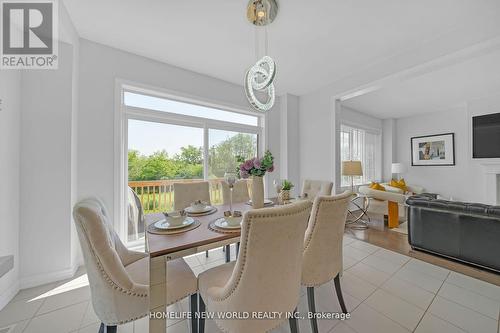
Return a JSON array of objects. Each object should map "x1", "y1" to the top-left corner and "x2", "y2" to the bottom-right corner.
[{"x1": 251, "y1": 176, "x2": 265, "y2": 209}]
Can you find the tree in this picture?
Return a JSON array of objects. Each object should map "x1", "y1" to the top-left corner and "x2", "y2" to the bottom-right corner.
[
  {"x1": 209, "y1": 133, "x2": 257, "y2": 178},
  {"x1": 175, "y1": 145, "x2": 203, "y2": 165}
]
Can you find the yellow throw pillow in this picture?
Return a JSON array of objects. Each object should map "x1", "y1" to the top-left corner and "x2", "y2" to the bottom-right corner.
[
  {"x1": 390, "y1": 178, "x2": 408, "y2": 192},
  {"x1": 369, "y1": 182, "x2": 386, "y2": 191}
]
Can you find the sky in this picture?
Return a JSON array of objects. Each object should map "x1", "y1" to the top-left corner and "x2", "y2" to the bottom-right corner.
[{"x1": 126, "y1": 93, "x2": 259, "y2": 156}]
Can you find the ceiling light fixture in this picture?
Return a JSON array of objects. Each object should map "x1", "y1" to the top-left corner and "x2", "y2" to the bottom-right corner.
[{"x1": 245, "y1": 0, "x2": 278, "y2": 112}]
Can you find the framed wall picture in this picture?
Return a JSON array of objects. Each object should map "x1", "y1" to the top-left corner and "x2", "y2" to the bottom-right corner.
[{"x1": 411, "y1": 133, "x2": 455, "y2": 166}]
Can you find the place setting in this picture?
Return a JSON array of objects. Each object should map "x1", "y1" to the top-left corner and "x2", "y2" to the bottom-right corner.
[
  {"x1": 147, "y1": 209, "x2": 201, "y2": 235},
  {"x1": 184, "y1": 200, "x2": 217, "y2": 216}
]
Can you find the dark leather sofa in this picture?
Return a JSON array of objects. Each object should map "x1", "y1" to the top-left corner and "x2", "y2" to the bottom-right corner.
[{"x1": 406, "y1": 195, "x2": 500, "y2": 272}]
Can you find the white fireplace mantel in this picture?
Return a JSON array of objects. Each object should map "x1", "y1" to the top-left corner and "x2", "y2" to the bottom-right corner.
[{"x1": 480, "y1": 163, "x2": 500, "y2": 205}]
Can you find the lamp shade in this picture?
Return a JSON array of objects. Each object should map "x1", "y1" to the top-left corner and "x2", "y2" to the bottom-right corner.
[
  {"x1": 342, "y1": 161, "x2": 363, "y2": 176},
  {"x1": 391, "y1": 163, "x2": 406, "y2": 174}
]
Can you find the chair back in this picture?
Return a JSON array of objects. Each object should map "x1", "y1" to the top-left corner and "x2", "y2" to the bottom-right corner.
[
  {"x1": 73, "y1": 198, "x2": 148, "y2": 325},
  {"x1": 221, "y1": 180, "x2": 250, "y2": 204},
  {"x1": 173, "y1": 181, "x2": 211, "y2": 210},
  {"x1": 302, "y1": 192, "x2": 351, "y2": 286},
  {"x1": 301, "y1": 179, "x2": 333, "y2": 199},
  {"x1": 127, "y1": 187, "x2": 144, "y2": 239},
  {"x1": 210, "y1": 200, "x2": 312, "y2": 332}
]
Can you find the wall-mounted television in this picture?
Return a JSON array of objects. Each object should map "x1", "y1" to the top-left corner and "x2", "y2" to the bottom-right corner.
[{"x1": 473, "y1": 112, "x2": 500, "y2": 158}]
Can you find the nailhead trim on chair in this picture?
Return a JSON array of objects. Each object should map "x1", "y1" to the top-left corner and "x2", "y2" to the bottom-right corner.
[
  {"x1": 204, "y1": 203, "x2": 311, "y2": 333},
  {"x1": 302, "y1": 195, "x2": 350, "y2": 288},
  {"x1": 76, "y1": 212, "x2": 148, "y2": 298}
]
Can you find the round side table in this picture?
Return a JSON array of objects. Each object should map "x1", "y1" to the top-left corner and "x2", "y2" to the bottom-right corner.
[{"x1": 346, "y1": 193, "x2": 371, "y2": 229}]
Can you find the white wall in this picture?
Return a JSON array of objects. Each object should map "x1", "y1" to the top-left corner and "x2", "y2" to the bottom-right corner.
[
  {"x1": 278, "y1": 94, "x2": 300, "y2": 195},
  {"x1": 78, "y1": 39, "x2": 282, "y2": 224},
  {"x1": 19, "y1": 43, "x2": 77, "y2": 286},
  {"x1": 395, "y1": 104, "x2": 491, "y2": 203},
  {"x1": 0, "y1": 71, "x2": 21, "y2": 308},
  {"x1": 382, "y1": 118, "x2": 397, "y2": 181}
]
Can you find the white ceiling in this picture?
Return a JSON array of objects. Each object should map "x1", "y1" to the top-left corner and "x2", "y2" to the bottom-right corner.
[
  {"x1": 63, "y1": 0, "x2": 500, "y2": 96},
  {"x1": 342, "y1": 47, "x2": 500, "y2": 119}
]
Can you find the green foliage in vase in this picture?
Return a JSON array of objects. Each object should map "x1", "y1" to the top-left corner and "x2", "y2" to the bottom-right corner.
[{"x1": 281, "y1": 179, "x2": 294, "y2": 191}]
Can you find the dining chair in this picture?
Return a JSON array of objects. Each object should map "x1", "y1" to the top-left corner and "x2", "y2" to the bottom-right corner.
[
  {"x1": 221, "y1": 179, "x2": 250, "y2": 204},
  {"x1": 301, "y1": 192, "x2": 351, "y2": 333},
  {"x1": 127, "y1": 187, "x2": 144, "y2": 240},
  {"x1": 221, "y1": 180, "x2": 249, "y2": 259},
  {"x1": 73, "y1": 198, "x2": 198, "y2": 333},
  {"x1": 173, "y1": 181, "x2": 212, "y2": 211},
  {"x1": 301, "y1": 179, "x2": 333, "y2": 199},
  {"x1": 198, "y1": 200, "x2": 313, "y2": 333}
]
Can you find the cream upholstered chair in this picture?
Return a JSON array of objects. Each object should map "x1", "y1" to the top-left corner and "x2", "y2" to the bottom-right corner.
[
  {"x1": 73, "y1": 198, "x2": 198, "y2": 333},
  {"x1": 198, "y1": 200, "x2": 313, "y2": 333},
  {"x1": 173, "y1": 181, "x2": 211, "y2": 211},
  {"x1": 302, "y1": 192, "x2": 351, "y2": 333},
  {"x1": 301, "y1": 179, "x2": 333, "y2": 199},
  {"x1": 221, "y1": 180, "x2": 250, "y2": 204}
]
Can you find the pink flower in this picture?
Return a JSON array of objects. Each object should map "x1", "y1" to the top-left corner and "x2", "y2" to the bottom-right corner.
[
  {"x1": 267, "y1": 165, "x2": 274, "y2": 172},
  {"x1": 253, "y1": 158, "x2": 262, "y2": 169},
  {"x1": 239, "y1": 170, "x2": 250, "y2": 179},
  {"x1": 243, "y1": 159, "x2": 253, "y2": 171}
]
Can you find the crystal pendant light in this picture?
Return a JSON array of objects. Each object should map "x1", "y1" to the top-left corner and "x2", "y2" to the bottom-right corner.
[{"x1": 245, "y1": 0, "x2": 278, "y2": 112}]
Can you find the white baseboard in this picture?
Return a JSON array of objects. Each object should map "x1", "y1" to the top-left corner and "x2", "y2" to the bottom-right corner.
[
  {"x1": 20, "y1": 264, "x2": 79, "y2": 290},
  {"x1": 0, "y1": 281, "x2": 19, "y2": 311}
]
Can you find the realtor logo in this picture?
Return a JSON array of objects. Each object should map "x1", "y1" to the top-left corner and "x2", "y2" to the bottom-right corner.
[{"x1": 1, "y1": 0, "x2": 58, "y2": 69}]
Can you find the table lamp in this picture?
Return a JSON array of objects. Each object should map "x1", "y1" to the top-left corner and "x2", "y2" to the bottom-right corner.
[
  {"x1": 342, "y1": 160, "x2": 363, "y2": 193},
  {"x1": 391, "y1": 163, "x2": 406, "y2": 180}
]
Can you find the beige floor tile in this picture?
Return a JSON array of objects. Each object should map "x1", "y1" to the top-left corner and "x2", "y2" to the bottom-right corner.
[
  {"x1": 342, "y1": 236, "x2": 356, "y2": 246},
  {"x1": 0, "y1": 298, "x2": 44, "y2": 327},
  {"x1": 345, "y1": 303, "x2": 410, "y2": 333},
  {"x1": 348, "y1": 240, "x2": 380, "y2": 254},
  {"x1": 182, "y1": 254, "x2": 202, "y2": 268},
  {"x1": 428, "y1": 296, "x2": 497, "y2": 333},
  {"x1": 342, "y1": 255, "x2": 359, "y2": 270},
  {"x1": 314, "y1": 281, "x2": 362, "y2": 313},
  {"x1": 372, "y1": 249, "x2": 410, "y2": 266},
  {"x1": 340, "y1": 271, "x2": 378, "y2": 302},
  {"x1": 77, "y1": 322, "x2": 101, "y2": 333},
  {"x1": 36, "y1": 285, "x2": 91, "y2": 315},
  {"x1": 330, "y1": 322, "x2": 358, "y2": 333},
  {"x1": 24, "y1": 302, "x2": 87, "y2": 333},
  {"x1": 405, "y1": 259, "x2": 450, "y2": 280},
  {"x1": 12, "y1": 282, "x2": 57, "y2": 303},
  {"x1": 364, "y1": 289, "x2": 425, "y2": 331},
  {"x1": 361, "y1": 254, "x2": 404, "y2": 275},
  {"x1": 0, "y1": 320, "x2": 29, "y2": 333},
  {"x1": 438, "y1": 282, "x2": 500, "y2": 320},
  {"x1": 393, "y1": 266, "x2": 444, "y2": 293},
  {"x1": 446, "y1": 271, "x2": 500, "y2": 302},
  {"x1": 343, "y1": 246, "x2": 371, "y2": 261},
  {"x1": 346, "y1": 262, "x2": 391, "y2": 287},
  {"x1": 380, "y1": 276, "x2": 435, "y2": 310},
  {"x1": 414, "y1": 313, "x2": 466, "y2": 333}
]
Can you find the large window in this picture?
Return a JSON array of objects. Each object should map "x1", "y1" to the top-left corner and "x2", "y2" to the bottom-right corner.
[
  {"x1": 340, "y1": 124, "x2": 381, "y2": 187},
  {"x1": 121, "y1": 87, "x2": 262, "y2": 244}
]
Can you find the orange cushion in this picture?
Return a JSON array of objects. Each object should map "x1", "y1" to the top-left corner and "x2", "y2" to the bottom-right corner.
[
  {"x1": 369, "y1": 182, "x2": 386, "y2": 191},
  {"x1": 390, "y1": 178, "x2": 408, "y2": 192}
]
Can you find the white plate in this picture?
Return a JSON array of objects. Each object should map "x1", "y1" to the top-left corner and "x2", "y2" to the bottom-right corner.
[
  {"x1": 214, "y1": 217, "x2": 242, "y2": 229},
  {"x1": 154, "y1": 217, "x2": 195, "y2": 230},
  {"x1": 247, "y1": 199, "x2": 274, "y2": 206},
  {"x1": 185, "y1": 205, "x2": 213, "y2": 214}
]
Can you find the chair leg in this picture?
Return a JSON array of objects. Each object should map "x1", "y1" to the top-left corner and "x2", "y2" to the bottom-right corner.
[
  {"x1": 334, "y1": 273, "x2": 348, "y2": 313},
  {"x1": 236, "y1": 242, "x2": 240, "y2": 258},
  {"x1": 206, "y1": 250, "x2": 209, "y2": 257},
  {"x1": 289, "y1": 308, "x2": 299, "y2": 333},
  {"x1": 98, "y1": 324, "x2": 117, "y2": 333},
  {"x1": 189, "y1": 293, "x2": 198, "y2": 333},
  {"x1": 199, "y1": 294, "x2": 206, "y2": 333},
  {"x1": 307, "y1": 287, "x2": 319, "y2": 333},
  {"x1": 225, "y1": 244, "x2": 230, "y2": 263}
]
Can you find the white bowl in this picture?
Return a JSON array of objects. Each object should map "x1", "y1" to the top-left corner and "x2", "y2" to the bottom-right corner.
[
  {"x1": 225, "y1": 216, "x2": 242, "y2": 227},
  {"x1": 168, "y1": 215, "x2": 185, "y2": 226},
  {"x1": 190, "y1": 202, "x2": 208, "y2": 212}
]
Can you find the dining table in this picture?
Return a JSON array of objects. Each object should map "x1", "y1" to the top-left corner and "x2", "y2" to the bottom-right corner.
[{"x1": 145, "y1": 201, "x2": 265, "y2": 333}]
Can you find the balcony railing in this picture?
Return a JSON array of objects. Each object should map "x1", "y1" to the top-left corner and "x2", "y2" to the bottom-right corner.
[{"x1": 128, "y1": 178, "x2": 225, "y2": 213}]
